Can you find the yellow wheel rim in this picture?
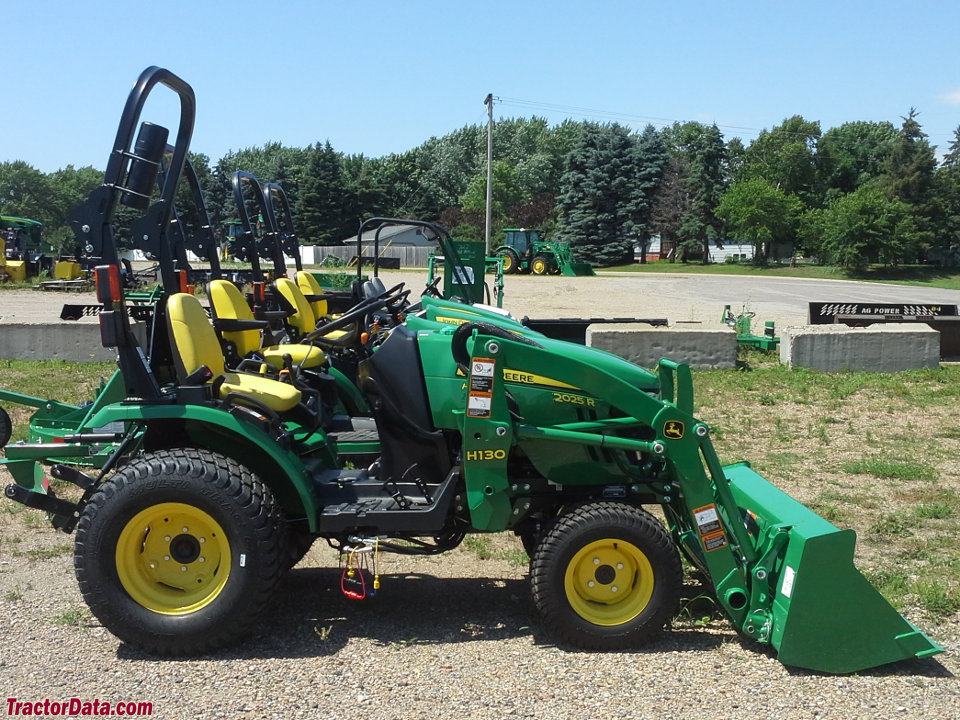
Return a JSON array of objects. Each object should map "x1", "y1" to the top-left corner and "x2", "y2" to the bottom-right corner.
[
  {"x1": 532, "y1": 259, "x2": 546, "y2": 274},
  {"x1": 116, "y1": 502, "x2": 231, "y2": 615},
  {"x1": 564, "y1": 538, "x2": 654, "y2": 626},
  {"x1": 503, "y1": 254, "x2": 514, "y2": 272}
]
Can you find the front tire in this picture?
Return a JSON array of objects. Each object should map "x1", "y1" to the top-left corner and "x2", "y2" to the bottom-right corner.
[
  {"x1": 74, "y1": 448, "x2": 287, "y2": 655},
  {"x1": 531, "y1": 255, "x2": 550, "y2": 275},
  {"x1": 530, "y1": 502, "x2": 682, "y2": 650}
]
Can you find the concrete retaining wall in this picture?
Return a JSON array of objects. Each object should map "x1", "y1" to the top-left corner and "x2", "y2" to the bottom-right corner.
[
  {"x1": 586, "y1": 324, "x2": 737, "y2": 370},
  {"x1": 0, "y1": 323, "x2": 137, "y2": 363},
  {"x1": 780, "y1": 324, "x2": 940, "y2": 371}
]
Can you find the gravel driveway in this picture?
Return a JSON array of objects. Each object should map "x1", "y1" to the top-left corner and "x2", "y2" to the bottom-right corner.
[{"x1": 1, "y1": 271, "x2": 958, "y2": 719}]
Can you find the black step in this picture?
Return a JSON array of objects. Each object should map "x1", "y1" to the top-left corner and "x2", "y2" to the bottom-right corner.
[
  {"x1": 315, "y1": 465, "x2": 460, "y2": 534},
  {"x1": 326, "y1": 415, "x2": 379, "y2": 444}
]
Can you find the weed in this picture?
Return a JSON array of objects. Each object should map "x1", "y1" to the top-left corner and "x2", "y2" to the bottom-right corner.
[
  {"x1": 807, "y1": 501, "x2": 847, "y2": 524},
  {"x1": 674, "y1": 593, "x2": 720, "y2": 627},
  {"x1": 463, "y1": 536, "x2": 494, "y2": 560},
  {"x1": 4, "y1": 585, "x2": 23, "y2": 601},
  {"x1": 54, "y1": 608, "x2": 90, "y2": 626},
  {"x1": 913, "y1": 580, "x2": 960, "y2": 616},
  {"x1": 869, "y1": 515, "x2": 914, "y2": 538},
  {"x1": 864, "y1": 569, "x2": 911, "y2": 610},
  {"x1": 313, "y1": 624, "x2": 333, "y2": 642},
  {"x1": 502, "y1": 548, "x2": 529, "y2": 568},
  {"x1": 20, "y1": 544, "x2": 72, "y2": 561},
  {"x1": 773, "y1": 418, "x2": 792, "y2": 443}
]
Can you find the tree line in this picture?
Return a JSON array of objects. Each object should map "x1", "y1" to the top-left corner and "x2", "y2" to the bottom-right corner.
[{"x1": 2, "y1": 111, "x2": 959, "y2": 269}]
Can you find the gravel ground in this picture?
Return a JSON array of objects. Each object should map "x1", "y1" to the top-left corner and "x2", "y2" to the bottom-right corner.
[{"x1": 1, "y1": 272, "x2": 958, "y2": 719}]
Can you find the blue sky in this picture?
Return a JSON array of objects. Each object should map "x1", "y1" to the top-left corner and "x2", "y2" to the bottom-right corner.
[{"x1": 4, "y1": 1, "x2": 959, "y2": 173}]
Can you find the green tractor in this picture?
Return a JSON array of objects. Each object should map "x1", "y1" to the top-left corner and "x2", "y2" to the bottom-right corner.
[
  {"x1": 495, "y1": 228, "x2": 595, "y2": 276},
  {"x1": 0, "y1": 216, "x2": 85, "y2": 282},
  {"x1": 1, "y1": 68, "x2": 943, "y2": 674}
]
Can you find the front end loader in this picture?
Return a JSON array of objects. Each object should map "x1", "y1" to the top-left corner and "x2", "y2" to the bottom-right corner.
[{"x1": 0, "y1": 67, "x2": 943, "y2": 674}]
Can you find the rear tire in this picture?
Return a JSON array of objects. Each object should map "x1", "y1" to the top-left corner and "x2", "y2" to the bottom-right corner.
[
  {"x1": 530, "y1": 501, "x2": 682, "y2": 650},
  {"x1": 75, "y1": 448, "x2": 287, "y2": 655},
  {"x1": 500, "y1": 249, "x2": 520, "y2": 275},
  {"x1": 0, "y1": 406, "x2": 11, "y2": 448}
]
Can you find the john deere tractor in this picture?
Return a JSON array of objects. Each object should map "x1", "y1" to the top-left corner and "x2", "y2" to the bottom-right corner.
[
  {"x1": 1, "y1": 217, "x2": 50, "y2": 281},
  {"x1": 0, "y1": 67, "x2": 943, "y2": 674},
  {"x1": 495, "y1": 228, "x2": 595, "y2": 276}
]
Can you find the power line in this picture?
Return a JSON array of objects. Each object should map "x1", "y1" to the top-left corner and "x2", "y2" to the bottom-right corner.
[{"x1": 496, "y1": 95, "x2": 956, "y2": 149}]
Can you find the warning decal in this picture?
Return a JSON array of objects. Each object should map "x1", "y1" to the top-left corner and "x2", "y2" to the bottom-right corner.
[
  {"x1": 693, "y1": 504, "x2": 722, "y2": 536},
  {"x1": 693, "y1": 504, "x2": 728, "y2": 552},
  {"x1": 467, "y1": 357, "x2": 495, "y2": 417},
  {"x1": 702, "y1": 531, "x2": 728, "y2": 552}
]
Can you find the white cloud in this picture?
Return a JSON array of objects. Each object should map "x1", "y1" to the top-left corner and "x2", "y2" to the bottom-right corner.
[{"x1": 938, "y1": 89, "x2": 960, "y2": 105}]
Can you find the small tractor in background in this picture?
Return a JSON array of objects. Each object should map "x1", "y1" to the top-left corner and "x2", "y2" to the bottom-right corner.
[
  {"x1": 495, "y1": 228, "x2": 595, "y2": 276},
  {"x1": 1, "y1": 217, "x2": 51, "y2": 282},
  {"x1": 1, "y1": 216, "x2": 85, "y2": 283}
]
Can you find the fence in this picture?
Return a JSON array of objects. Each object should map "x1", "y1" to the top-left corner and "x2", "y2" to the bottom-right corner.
[{"x1": 299, "y1": 245, "x2": 434, "y2": 268}]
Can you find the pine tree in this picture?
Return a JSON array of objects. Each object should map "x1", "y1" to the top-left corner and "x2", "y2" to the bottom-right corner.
[
  {"x1": 296, "y1": 142, "x2": 350, "y2": 245},
  {"x1": 554, "y1": 123, "x2": 639, "y2": 265},
  {"x1": 626, "y1": 125, "x2": 668, "y2": 263}
]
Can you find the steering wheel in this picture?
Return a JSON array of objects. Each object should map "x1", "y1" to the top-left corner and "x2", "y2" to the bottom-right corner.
[
  {"x1": 305, "y1": 283, "x2": 409, "y2": 344},
  {"x1": 422, "y1": 276, "x2": 443, "y2": 298},
  {"x1": 373, "y1": 281, "x2": 410, "y2": 313}
]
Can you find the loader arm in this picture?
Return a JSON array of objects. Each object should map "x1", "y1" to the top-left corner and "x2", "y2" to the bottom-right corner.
[{"x1": 456, "y1": 325, "x2": 942, "y2": 673}]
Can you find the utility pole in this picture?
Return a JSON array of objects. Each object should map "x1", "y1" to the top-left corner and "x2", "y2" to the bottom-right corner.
[{"x1": 484, "y1": 93, "x2": 494, "y2": 255}]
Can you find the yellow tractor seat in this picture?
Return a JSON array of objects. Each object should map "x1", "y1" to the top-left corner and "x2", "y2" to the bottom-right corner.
[
  {"x1": 166, "y1": 292, "x2": 302, "y2": 413},
  {"x1": 295, "y1": 270, "x2": 330, "y2": 320},
  {"x1": 207, "y1": 279, "x2": 326, "y2": 370},
  {"x1": 274, "y1": 277, "x2": 350, "y2": 343}
]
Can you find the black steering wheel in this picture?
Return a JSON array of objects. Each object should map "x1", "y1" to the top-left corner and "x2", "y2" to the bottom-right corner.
[
  {"x1": 305, "y1": 283, "x2": 408, "y2": 344},
  {"x1": 422, "y1": 276, "x2": 443, "y2": 298}
]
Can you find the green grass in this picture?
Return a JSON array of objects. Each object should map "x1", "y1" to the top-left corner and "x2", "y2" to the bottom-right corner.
[
  {"x1": 602, "y1": 260, "x2": 960, "y2": 291},
  {"x1": 18, "y1": 544, "x2": 72, "y2": 561},
  {"x1": 913, "y1": 503, "x2": 955, "y2": 520},
  {"x1": 462, "y1": 536, "x2": 528, "y2": 567},
  {"x1": 841, "y1": 459, "x2": 939, "y2": 482}
]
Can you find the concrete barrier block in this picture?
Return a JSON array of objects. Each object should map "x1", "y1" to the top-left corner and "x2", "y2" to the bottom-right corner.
[
  {"x1": 780, "y1": 325, "x2": 940, "y2": 371},
  {"x1": 586, "y1": 324, "x2": 737, "y2": 370},
  {"x1": 0, "y1": 322, "x2": 144, "y2": 363}
]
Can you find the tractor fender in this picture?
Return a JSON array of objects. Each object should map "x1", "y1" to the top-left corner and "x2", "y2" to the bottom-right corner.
[{"x1": 84, "y1": 403, "x2": 321, "y2": 530}]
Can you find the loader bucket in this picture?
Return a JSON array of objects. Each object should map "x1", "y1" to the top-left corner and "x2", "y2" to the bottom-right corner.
[
  {"x1": 724, "y1": 462, "x2": 942, "y2": 673},
  {"x1": 560, "y1": 261, "x2": 596, "y2": 277}
]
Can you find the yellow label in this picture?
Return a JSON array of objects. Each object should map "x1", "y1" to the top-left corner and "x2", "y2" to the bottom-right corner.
[
  {"x1": 465, "y1": 449, "x2": 508, "y2": 462},
  {"x1": 434, "y1": 316, "x2": 470, "y2": 325},
  {"x1": 552, "y1": 392, "x2": 596, "y2": 407},
  {"x1": 502, "y1": 369, "x2": 578, "y2": 390}
]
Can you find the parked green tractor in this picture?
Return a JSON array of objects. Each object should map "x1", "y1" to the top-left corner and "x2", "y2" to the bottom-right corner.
[
  {"x1": 0, "y1": 67, "x2": 943, "y2": 674},
  {"x1": 496, "y1": 228, "x2": 595, "y2": 276}
]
